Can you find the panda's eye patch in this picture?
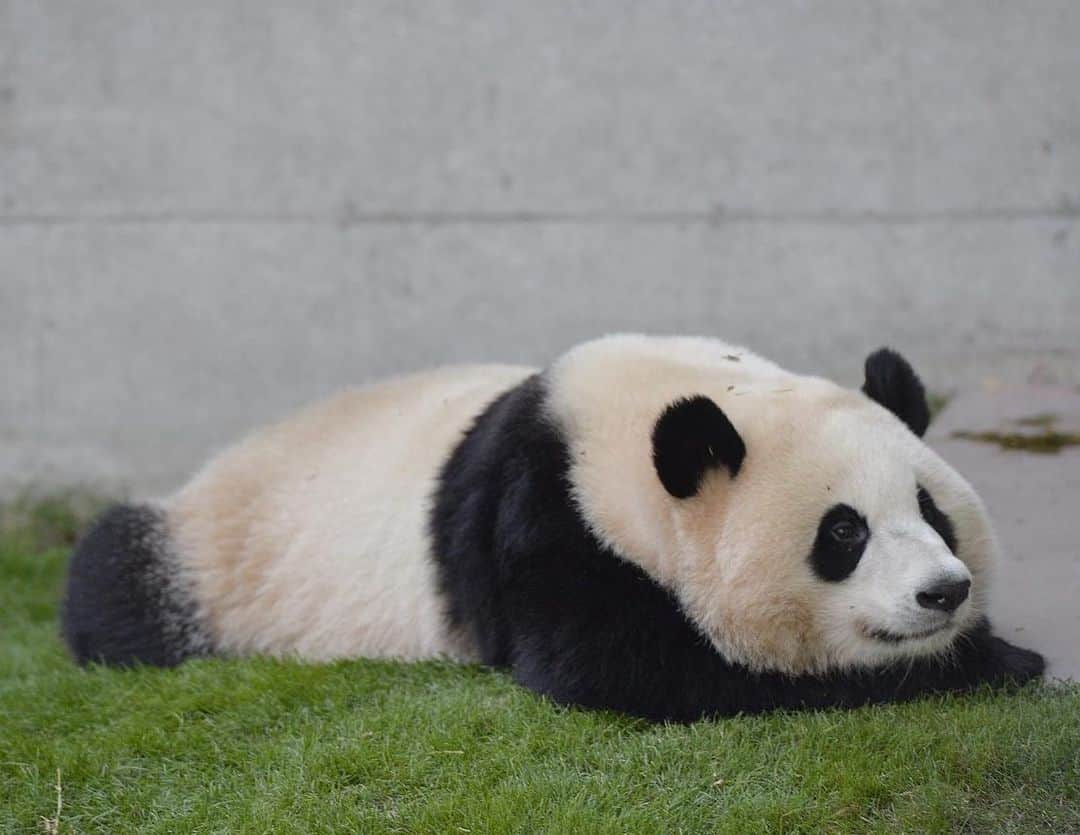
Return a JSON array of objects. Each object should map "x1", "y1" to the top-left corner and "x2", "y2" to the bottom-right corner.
[
  {"x1": 810, "y1": 504, "x2": 869, "y2": 582},
  {"x1": 917, "y1": 485, "x2": 958, "y2": 553}
]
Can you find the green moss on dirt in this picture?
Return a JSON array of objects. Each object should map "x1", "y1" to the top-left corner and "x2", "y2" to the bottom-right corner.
[{"x1": 952, "y1": 413, "x2": 1080, "y2": 454}]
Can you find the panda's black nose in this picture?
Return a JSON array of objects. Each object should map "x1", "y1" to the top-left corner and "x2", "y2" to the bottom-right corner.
[{"x1": 916, "y1": 579, "x2": 970, "y2": 613}]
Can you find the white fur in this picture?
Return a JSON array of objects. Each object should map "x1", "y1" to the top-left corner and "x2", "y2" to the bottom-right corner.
[{"x1": 166, "y1": 364, "x2": 534, "y2": 661}]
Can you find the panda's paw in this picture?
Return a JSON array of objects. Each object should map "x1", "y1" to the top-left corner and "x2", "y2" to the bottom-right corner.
[{"x1": 986, "y1": 634, "x2": 1046, "y2": 684}]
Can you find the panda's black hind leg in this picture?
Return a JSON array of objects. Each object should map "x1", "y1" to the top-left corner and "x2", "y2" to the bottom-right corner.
[{"x1": 61, "y1": 503, "x2": 206, "y2": 667}]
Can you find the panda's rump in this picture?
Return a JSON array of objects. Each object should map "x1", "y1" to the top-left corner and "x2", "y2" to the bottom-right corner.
[{"x1": 166, "y1": 363, "x2": 535, "y2": 662}]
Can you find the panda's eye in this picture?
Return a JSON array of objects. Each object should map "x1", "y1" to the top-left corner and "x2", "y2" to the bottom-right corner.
[{"x1": 830, "y1": 521, "x2": 863, "y2": 543}]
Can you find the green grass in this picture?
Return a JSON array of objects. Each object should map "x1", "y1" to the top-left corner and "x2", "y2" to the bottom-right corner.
[{"x1": 2, "y1": 500, "x2": 1078, "y2": 834}]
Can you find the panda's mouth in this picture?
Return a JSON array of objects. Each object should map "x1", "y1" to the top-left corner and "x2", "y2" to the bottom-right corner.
[{"x1": 866, "y1": 623, "x2": 950, "y2": 644}]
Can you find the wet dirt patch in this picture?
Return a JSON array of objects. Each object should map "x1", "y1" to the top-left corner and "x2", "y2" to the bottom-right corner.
[{"x1": 952, "y1": 413, "x2": 1080, "y2": 454}]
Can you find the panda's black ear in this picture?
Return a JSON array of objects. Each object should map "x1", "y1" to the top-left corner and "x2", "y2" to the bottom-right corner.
[
  {"x1": 862, "y1": 348, "x2": 930, "y2": 437},
  {"x1": 652, "y1": 396, "x2": 745, "y2": 499}
]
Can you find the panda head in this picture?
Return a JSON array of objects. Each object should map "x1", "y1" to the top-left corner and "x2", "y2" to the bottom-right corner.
[
  {"x1": 645, "y1": 347, "x2": 990, "y2": 675},
  {"x1": 552, "y1": 338, "x2": 994, "y2": 676}
]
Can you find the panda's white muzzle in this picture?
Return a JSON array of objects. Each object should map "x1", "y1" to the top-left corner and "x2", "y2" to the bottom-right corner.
[{"x1": 857, "y1": 530, "x2": 974, "y2": 646}]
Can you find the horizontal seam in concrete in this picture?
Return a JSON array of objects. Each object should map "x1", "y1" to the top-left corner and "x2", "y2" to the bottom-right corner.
[{"x1": 0, "y1": 207, "x2": 1078, "y2": 228}]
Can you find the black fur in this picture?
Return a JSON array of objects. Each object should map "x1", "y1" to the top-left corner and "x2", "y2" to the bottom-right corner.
[
  {"x1": 918, "y1": 485, "x2": 958, "y2": 553},
  {"x1": 62, "y1": 504, "x2": 205, "y2": 667},
  {"x1": 432, "y1": 375, "x2": 1044, "y2": 722},
  {"x1": 809, "y1": 504, "x2": 870, "y2": 582},
  {"x1": 651, "y1": 395, "x2": 746, "y2": 498},
  {"x1": 862, "y1": 348, "x2": 931, "y2": 437}
]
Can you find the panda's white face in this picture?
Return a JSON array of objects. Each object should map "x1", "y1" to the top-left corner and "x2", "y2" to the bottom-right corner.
[
  {"x1": 672, "y1": 401, "x2": 992, "y2": 675},
  {"x1": 548, "y1": 334, "x2": 996, "y2": 676},
  {"x1": 818, "y1": 497, "x2": 974, "y2": 667},
  {"x1": 802, "y1": 415, "x2": 978, "y2": 668}
]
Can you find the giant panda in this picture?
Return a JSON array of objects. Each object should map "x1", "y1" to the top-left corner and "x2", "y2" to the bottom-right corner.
[{"x1": 62, "y1": 334, "x2": 1044, "y2": 721}]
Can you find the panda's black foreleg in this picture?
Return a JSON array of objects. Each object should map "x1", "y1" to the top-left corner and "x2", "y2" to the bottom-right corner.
[
  {"x1": 728, "y1": 619, "x2": 1045, "y2": 717},
  {"x1": 934, "y1": 619, "x2": 1046, "y2": 688},
  {"x1": 507, "y1": 608, "x2": 1044, "y2": 722}
]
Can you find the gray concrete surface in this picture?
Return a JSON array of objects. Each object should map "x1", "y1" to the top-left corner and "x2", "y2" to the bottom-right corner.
[
  {"x1": 930, "y1": 386, "x2": 1080, "y2": 680},
  {"x1": 2, "y1": 2, "x2": 1079, "y2": 498}
]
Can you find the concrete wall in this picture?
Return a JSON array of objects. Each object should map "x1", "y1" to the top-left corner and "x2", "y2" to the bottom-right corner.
[{"x1": 2, "y1": 1, "x2": 1078, "y2": 497}]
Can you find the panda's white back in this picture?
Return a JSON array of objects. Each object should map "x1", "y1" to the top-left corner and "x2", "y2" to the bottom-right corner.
[{"x1": 165, "y1": 363, "x2": 535, "y2": 661}]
